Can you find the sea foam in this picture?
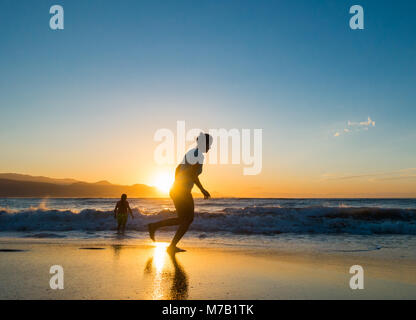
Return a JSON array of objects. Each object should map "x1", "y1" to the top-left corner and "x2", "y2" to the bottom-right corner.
[{"x1": 1, "y1": 206, "x2": 415, "y2": 235}]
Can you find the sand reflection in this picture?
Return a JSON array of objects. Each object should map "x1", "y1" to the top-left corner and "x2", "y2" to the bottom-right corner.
[{"x1": 144, "y1": 242, "x2": 189, "y2": 300}]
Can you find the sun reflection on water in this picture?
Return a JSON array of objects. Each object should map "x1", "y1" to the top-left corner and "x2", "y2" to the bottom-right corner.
[
  {"x1": 151, "y1": 242, "x2": 169, "y2": 299},
  {"x1": 144, "y1": 242, "x2": 188, "y2": 300},
  {"x1": 153, "y1": 242, "x2": 169, "y2": 272}
]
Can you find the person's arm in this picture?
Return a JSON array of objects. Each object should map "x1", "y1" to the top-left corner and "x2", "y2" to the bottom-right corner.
[
  {"x1": 193, "y1": 165, "x2": 210, "y2": 199},
  {"x1": 114, "y1": 203, "x2": 118, "y2": 219},
  {"x1": 127, "y1": 202, "x2": 134, "y2": 219},
  {"x1": 194, "y1": 177, "x2": 210, "y2": 199}
]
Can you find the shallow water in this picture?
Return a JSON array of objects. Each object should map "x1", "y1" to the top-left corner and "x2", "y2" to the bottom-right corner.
[{"x1": 1, "y1": 198, "x2": 416, "y2": 236}]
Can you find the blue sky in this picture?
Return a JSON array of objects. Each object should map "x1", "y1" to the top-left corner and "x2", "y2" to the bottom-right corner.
[{"x1": 0, "y1": 0, "x2": 415, "y2": 196}]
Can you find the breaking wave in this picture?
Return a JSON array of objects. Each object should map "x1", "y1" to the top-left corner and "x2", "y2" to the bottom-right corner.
[{"x1": 0, "y1": 206, "x2": 416, "y2": 235}]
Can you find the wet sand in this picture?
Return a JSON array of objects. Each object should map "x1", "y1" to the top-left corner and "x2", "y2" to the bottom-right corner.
[{"x1": 0, "y1": 237, "x2": 415, "y2": 299}]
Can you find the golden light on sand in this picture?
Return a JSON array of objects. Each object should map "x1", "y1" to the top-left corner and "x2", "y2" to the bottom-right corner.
[
  {"x1": 151, "y1": 242, "x2": 169, "y2": 300},
  {"x1": 153, "y1": 172, "x2": 174, "y2": 194},
  {"x1": 153, "y1": 242, "x2": 169, "y2": 273}
]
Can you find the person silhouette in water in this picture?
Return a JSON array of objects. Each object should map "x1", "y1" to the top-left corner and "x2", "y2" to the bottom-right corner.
[
  {"x1": 148, "y1": 133, "x2": 213, "y2": 253},
  {"x1": 114, "y1": 194, "x2": 134, "y2": 234}
]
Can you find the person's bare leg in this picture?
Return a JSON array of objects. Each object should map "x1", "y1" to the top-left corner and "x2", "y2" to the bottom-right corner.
[
  {"x1": 148, "y1": 218, "x2": 180, "y2": 241},
  {"x1": 167, "y1": 195, "x2": 194, "y2": 252},
  {"x1": 153, "y1": 218, "x2": 181, "y2": 229},
  {"x1": 170, "y1": 222, "x2": 191, "y2": 248}
]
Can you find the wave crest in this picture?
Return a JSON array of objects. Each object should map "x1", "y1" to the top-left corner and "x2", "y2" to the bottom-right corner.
[{"x1": 0, "y1": 206, "x2": 415, "y2": 235}]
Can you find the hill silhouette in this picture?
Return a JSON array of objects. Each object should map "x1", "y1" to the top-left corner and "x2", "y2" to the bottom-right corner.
[
  {"x1": 0, "y1": 174, "x2": 161, "y2": 198},
  {"x1": 0, "y1": 173, "x2": 78, "y2": 185}
]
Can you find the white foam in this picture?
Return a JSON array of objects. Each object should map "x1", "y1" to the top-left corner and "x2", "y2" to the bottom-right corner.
[{"x1": 0, "y1": 206, "x2": 415, "y2": 235}]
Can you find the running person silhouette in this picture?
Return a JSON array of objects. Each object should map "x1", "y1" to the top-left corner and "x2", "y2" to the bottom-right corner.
[{"x1": 148, "y1": 133, "x2": 213, "y2": 253}]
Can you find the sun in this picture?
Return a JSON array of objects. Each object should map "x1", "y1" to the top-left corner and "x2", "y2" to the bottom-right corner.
[{"x1": 153, "y1": 172, "x2": 174, "y2": 194}]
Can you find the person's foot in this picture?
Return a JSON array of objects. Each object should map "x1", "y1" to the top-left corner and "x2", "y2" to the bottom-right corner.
[
  {"x1": 167, "y1": 245, "x2": 186, "y2": 254},
  {"x1": 148, "y1": 223, "x2": 156, "y2": 241}
]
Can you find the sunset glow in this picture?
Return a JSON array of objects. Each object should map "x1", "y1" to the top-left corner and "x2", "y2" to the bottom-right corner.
[
  {"x1": 152, "y1": 172, "x2": 175, "y2": 194},
  {"x1": 0, "y1": 1, "x2": 415, "y2": 198}
]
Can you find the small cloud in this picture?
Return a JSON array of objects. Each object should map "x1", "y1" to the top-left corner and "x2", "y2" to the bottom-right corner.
[
  {"x1": 333, "y1": 116, "x2": 375, "y2": 138},
  {"x1": 361, "y1": 117, "x2": 376, "y2": 127},
  {"x1": 320, "y1": 168, "x2": 416, "y2": 182},
  {"x1": 348, "y1": 116, "x2": 376, "y2": 128}
]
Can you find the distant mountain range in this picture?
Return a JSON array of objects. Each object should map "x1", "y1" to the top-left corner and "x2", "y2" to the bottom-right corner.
[{"x1": 0, "y1": 173, "x2": 162, "y2": 198}]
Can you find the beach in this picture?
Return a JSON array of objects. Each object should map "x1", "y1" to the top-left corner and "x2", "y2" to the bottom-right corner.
[
  {"x1": 1, "y1": 233, "x2": 416, "y2": 300},
  {"x1": 1, "y1": 198, "x2": 416, "y2": 299},
  {"x1": 2, "y1": 0, "x2": 416, "y2": 305}
]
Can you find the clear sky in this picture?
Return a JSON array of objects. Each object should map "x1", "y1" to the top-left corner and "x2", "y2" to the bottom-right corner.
[{"x1": 1, "y1": 0, "x2": 415, "y2": 197}]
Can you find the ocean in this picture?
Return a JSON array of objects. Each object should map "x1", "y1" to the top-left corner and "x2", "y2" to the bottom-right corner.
[
  {"x1": 0, "y1": 198, "x2": 415, "y2": 236},
  {"x1": 2, "y1": 198, "x2": 416, "y2": 291}
]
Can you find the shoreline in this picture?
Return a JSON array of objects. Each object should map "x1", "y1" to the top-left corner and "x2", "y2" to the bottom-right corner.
[{"x1": 0, "y1": 235, "x2": 415, "y2": 299}]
